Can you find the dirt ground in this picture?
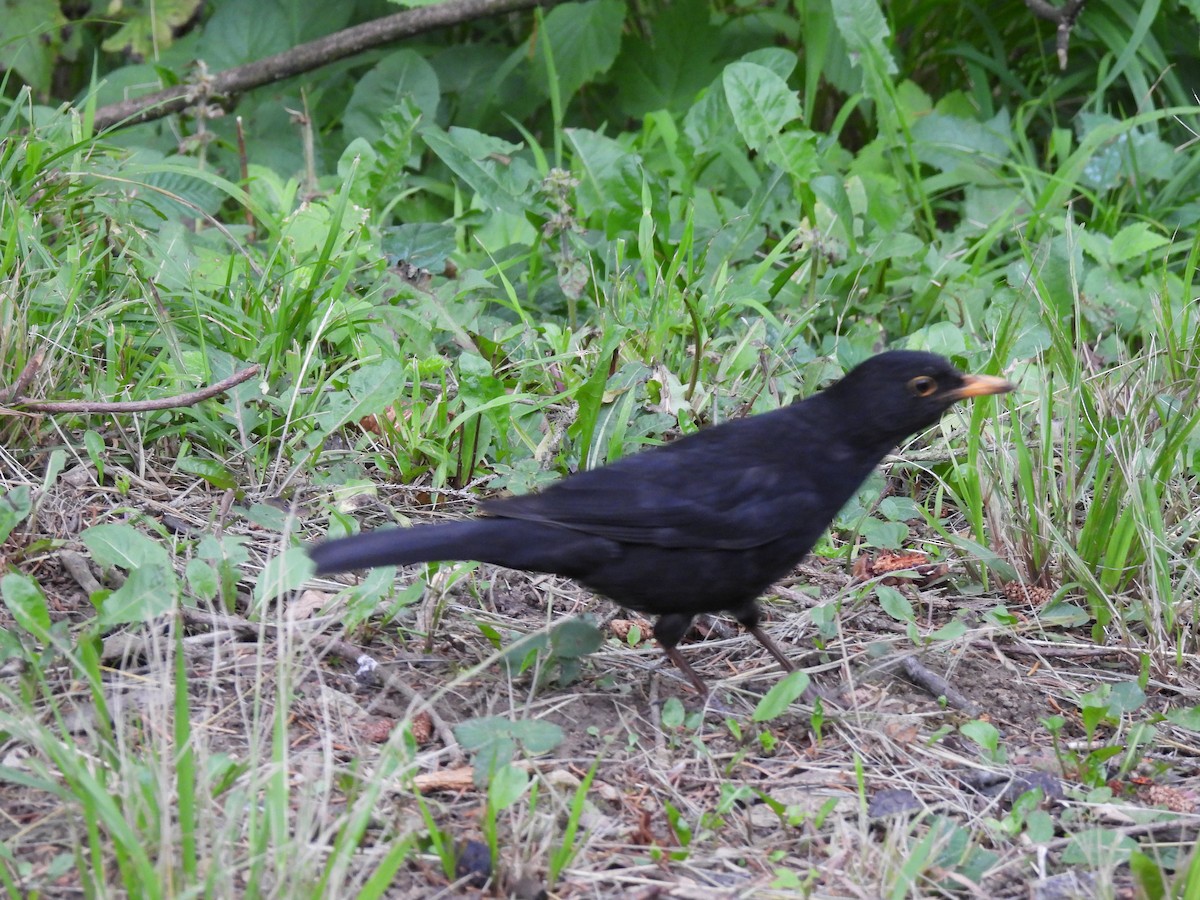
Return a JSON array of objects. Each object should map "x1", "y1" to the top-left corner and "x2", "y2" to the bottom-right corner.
[{"x1": 4, "y1": 479, "x2": 1200, "y2": 898}]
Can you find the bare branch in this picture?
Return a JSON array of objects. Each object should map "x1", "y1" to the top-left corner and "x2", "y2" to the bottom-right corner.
[{"x1": 92, "y1": 0, "x2": 561, "y2": 132}]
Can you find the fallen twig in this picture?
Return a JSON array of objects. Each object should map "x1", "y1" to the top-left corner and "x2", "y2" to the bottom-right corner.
[
  {"x1": 0, "y1": 350, "x2": 46, "y2": 405},
  {"x1": 892, "y1": 654, "x2": 981, "y2": 715},
  {"x1": 14, "y1": 365, "x2": 260, "y2": 414}
]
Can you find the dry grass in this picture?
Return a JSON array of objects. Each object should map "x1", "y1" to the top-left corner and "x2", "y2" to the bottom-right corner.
[{"x1": 3, "y1": 459, "x2": 1200, "y2": 898}]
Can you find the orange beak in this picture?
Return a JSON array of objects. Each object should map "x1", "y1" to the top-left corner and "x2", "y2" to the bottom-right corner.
[{"x1": 945, "y1": 373, "x2": 1014, "y2": 401}]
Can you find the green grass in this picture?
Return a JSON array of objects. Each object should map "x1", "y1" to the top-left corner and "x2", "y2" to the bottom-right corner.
[{"x1": 3, "y1": 0, "x2": 1200, "y2": 895}]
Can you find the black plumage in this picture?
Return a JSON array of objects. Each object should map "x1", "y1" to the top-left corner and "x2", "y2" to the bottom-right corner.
[{"x1": 309, "y1": 350, "x2": 1012, "y2": 693}]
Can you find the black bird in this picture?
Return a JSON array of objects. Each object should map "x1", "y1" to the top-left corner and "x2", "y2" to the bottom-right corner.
[{"x1": 309, "y1": 350, "x2": 1012, "y2": 694}]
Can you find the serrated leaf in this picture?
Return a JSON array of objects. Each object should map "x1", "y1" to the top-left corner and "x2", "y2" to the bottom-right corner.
[
  {"x1": 344, "y1": 50, "x2": 440, "y2": 144},
  {"x1": 723, "y1": 62, "x2": 801, "y2": 151},
  {"x1": 550, "y1": 616, "x2": 603, "y2": 659},
  {"x1": 511, "y1": 719, "x2": 564, "y2": 754},
  {"x1": 1165, "y1": 705, "x2": 1200, "y2": 730},
  {"x1": 752, "y1": 670, "x2": 811, "y2": 722},
  {"x1": 1108, "y1": 222, "x2": 1170, "y2": 265},
  {"x1": 831, "y1": 0, "x2": 897, "y2": 75},
  {"x1": 186, "y1": 559, "x2": 219, "y2": 601}
]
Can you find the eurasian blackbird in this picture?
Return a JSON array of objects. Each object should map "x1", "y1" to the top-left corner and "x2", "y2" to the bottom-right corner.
[{"x1": 309, "y1": 350, "x2": 1012, "y2": 694}]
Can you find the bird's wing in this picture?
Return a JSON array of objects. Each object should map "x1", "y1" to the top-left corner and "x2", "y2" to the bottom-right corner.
[{"x1": 482, "y1": 434, "x2": 832, "y2": 551}]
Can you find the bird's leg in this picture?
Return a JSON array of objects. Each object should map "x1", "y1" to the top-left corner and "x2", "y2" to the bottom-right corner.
[
  {"x1": 733, "y1": 602, "x2": 793, "y2": 671},
  {"x1": 652, "y1": 613, "x2": 708, "y2": 694},
  {"x1": 660, "y1": 645, "x2": 711, "y2": 695},
  {"x1": 747, "y1": 624, "x2": 795, "y2": 672},
  {"x1": 737, "y1": 603, "x2": 837, "y2": 706}
]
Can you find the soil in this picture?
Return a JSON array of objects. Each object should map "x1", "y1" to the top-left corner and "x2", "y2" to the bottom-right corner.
[{"x1": 3, "y1": 479, "x2": 1198, "y2": 898}]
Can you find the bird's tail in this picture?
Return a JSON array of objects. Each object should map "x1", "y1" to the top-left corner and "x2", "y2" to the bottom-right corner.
[{"x1": 308, "y1": 517, "x2": 611, "y2": 577}]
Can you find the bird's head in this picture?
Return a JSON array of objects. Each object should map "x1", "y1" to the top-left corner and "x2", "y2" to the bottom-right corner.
[{"x1": 824, "y1": 350, "x2": 1014, "y2": 450}]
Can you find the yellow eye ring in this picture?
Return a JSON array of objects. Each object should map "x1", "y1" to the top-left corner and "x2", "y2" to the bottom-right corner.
[{"x1": 908, "y1": 376, "x2": 938, "y2": 397}]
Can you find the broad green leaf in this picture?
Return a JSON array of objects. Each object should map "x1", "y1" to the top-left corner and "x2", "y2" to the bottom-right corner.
[
  {"x1": 878, "y1": 496, "x2": 922, "y2": 522},
  {"x1": 1107, "y1": 681, "x2": 1147, "y2": 715},
  {"x1": 1108, "y1": 222, "x2": 1170, "y2": 265},
  {"x1": 253, "y1": 547, "x2": 313, "y2": 606},
  {"x1": 455, "y1": 716, "x2": 513, "y2": 751},
  {"x1": 242, "y1": 503, "x2": 290, "y2": 533},
  {"x1": 550, "y1": 617, "x2": 603, "y2": 659},
  {"x1": 0, "y1": 0, "x2": 65, "y2": 91},
  {"x1": 175, "y1": 456, "x2": 237, "y2": 491},
  {"x1": 1061, "y1": 829, "x2": 1137, "y2": 866},
  {"x1": 742, "y1": 48, "x2": 799, "y2": 81},
  {"x1": 859, "y1": 519, "x2": 908, "y2": 550},
  {"x1": 420, "y1": 125, "x2": 536, "y2": 215},
  {"x1": 487, "y1": 763, "x2": 529, "y2": 810},
  {"x1": 752, "y1": 670, "x2": 811, "y2": 721},
  {"x1": 344, "y1": 51, "x2": 440, "y2": 144},
  {"x1": 911, "y1": 111, "x2": 1011, "y2": 174},
  {"x1": 531, "y1": 0, "x2": 625, "y2": 103},
  {"x1": 960, "y1": 720, "x2": 999, "y2": 753},
  {"x1": 199, "y1": 0, "x2": 290, "y2": 70},
  {"x1": 511, "y1": 719, "x2": 564, "y2": 754},
  {"x1": 81, "y1": 525, "x2": 171, "y2": 571},
  {"x1": 661, "y1": 697, "x2": 686, "y2": 728},
  {"x1": 99, "y1": 564, "x2": 177, "y2": 625},
  {"x1": 186, "y1": 559, "x2": 219, "y2": 601},
  {"x1": 831, "y1": 0, "x2": 897, "y2": 75},
  {"x1": 566, "y1": 128, "x2": 643, "y2": 227},
  {"x1": 0, "y1": 486, "x2": 32, "y2": 545},
  {"x1": 2, "y1": 573, "x2": 52, "y2": 641},
  {"x1": 876, "y1": 585, "x2": 914, "y2": 623},
  {"x1": 1129, "y1": 850, "x2": 1167, "y2": 900},
  {"x1": 612, "y1": 0, "x2": 722, "y2": 116},
  {"x1": 1165, "y1": 706, "x2": 1200, "y2": 730},
  {"x1": 381, "y1": 222, "x2": 456, "y2": 270},
  {"x1": 722, "y1": 62, "x2": 801, "y2": 151},
  {"x1": 929, "y1": 620, "x2": 968, "y2": 642}
]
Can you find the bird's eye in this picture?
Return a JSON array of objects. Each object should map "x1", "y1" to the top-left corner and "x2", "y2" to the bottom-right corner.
[{"x1": 908, "y1": 375, "x2": 938, "y2": 397}]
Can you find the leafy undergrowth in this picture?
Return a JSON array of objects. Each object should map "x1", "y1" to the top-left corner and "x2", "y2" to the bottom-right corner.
[
  {"x1": 2, "y1": 446, "x2": 1199, "y2": 898},
  {"x1": 4, "y1": 0, "x2": 1200, "y2": 895}
]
